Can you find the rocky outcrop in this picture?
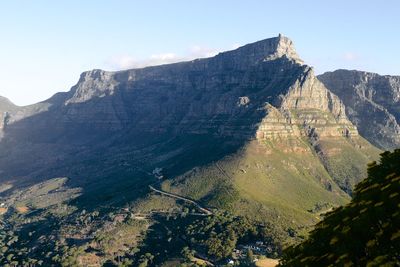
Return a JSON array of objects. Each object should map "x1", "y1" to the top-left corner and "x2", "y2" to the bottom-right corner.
[
  {"x1": 265, "y1": 34, "x2": 303, "y2": 64},
  {"x1": 0, "y1": 97, "x2": 17, "y2": 136},
  {"x1": 318, "y1": 70, "x2": 400, "y2": 150},
  {"x1": 66, "y1": 69, "x2": 118, "y2": 104},
  {"x1": 256, "y1": 67, "x2": 358, "y2": 140}
]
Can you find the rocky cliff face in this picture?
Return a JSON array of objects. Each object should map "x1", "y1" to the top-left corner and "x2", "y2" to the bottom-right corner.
[
  {"x1": 0, "y1": 35, "x2": 309, "y2": 141},
  {"x1": 2, "y1": 37, "x2": 355, "y2": 142},
  {"x1": 256, "y1": 67, "x2": 357, "y2": 140},
  {"x1": 66, "y1": 70, "x2": 118, "y2": 104},
  {"x1": 318, "y1": 70, "x2": 400, "y2": 150},
  {"x1": 0, "y1": 35, "x2": 379, "y2": 211},
  {"x1": 0, "y1": 97, "x2": 16, "y2": 131}
]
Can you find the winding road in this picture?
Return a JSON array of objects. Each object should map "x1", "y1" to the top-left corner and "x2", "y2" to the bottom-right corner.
[{"x1": 148, "y1": 185, "x2": 213, "y2": 215}]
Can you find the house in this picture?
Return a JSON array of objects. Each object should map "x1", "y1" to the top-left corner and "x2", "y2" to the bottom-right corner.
[
  {"x1": 226, "y1": 259, "x2": 235, "y2": 265},
  {"x1": 152, "y1": 167, "x2": 164, "y2": 179}
]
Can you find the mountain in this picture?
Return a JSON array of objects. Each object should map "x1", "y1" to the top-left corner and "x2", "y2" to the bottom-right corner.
[
  {"x1": 0, "y1": 35, "x2": 378, "y2": 211},
  {"x1": 0, "y1": 35, "x2": 381, "y2": 265},
  {"x1": 319, "y1": 70, "x2": 400, "y2": 150},
  {"x1": 279, "y1": 149, "x2": 400, "y2": 266}
]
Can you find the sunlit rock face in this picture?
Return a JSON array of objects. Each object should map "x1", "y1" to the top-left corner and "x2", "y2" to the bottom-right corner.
[
  {"x1": 256, "y1": 67, "x2": 358, "y2": 141},
  {"x1": 319, "y1": 70, "x2": 400, "y2": 150},
  {"x1": 65, "y1": 69, "x2": 118, "y2": 104}
]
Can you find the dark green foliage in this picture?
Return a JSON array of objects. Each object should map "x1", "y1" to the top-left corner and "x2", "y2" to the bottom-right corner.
[
  {"x1": 184, "y1": 211, "x2": 257, "y2": 260},
  {"x1": 130, "y1": 211, "x2": 278, "y2": 265},
  {"x1": 240, "y1": 248, "x2": 256, "y2": 266},
  {"x1": 279, "y1": 150, "x2": 400, "y2": 266},
  {"x1": 181, "y1": 246, "x2": 195, "y2": 261}
]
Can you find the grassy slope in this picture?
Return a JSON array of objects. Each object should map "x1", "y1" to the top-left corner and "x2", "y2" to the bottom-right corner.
[
  {"x1": 317, "y1": 136, "x2": 381, "y2": 193},
  {"x1": 279, "y1": 149, "x2": 400, "y2": 266},
  {"x1": 161, "y1": 135, "x2": 377, "y2": 241},
  {"x1": 133, "y1": 106, "x2": 382, "y2": 246}
]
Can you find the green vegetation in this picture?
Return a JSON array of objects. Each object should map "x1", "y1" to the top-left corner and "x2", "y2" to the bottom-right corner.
[
  {"x1": 184, "y1": 211, "x2": 257, "y2": 260},
  {"x1": 317, "y1": 137, "x2": 381, "y2": 194},
  {"x1": 130, "y1": 210, "x2": 279, "y2": 266},
  {"x1": 168, "y1": 138, "x2": 356, "y2": 243},
  {"x1": 0, "y1": 187, "x2": 277, "y2": 266},
  {"x1": 279, "y1": 150, "x2": 400, "y2": 266},
  {"x1": 0, "y1": 128, "x2": 382, "y2": 266}
]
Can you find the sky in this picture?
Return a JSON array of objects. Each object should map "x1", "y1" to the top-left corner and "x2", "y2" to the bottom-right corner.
[{"x1": 0, "y1": 1, "x2": 399, "y2": 106}]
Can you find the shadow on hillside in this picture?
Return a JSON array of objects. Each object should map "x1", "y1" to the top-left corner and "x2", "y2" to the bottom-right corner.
[
  {"x1": 0, "y1": 99, "x2": 253, "y2": 210},
  {"x1": 0, "y1": 56, "x2": 304, "y2": 211}
]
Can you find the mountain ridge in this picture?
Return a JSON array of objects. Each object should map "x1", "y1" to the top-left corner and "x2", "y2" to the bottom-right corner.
[{"x1": 319, "y1": 69, "x2": 400, "y2": 150}]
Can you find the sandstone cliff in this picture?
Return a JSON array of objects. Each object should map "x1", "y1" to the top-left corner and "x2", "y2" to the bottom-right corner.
[
  {"x1": 319, "y1": 70, "x2": 400, "y2": 150},
  {"x1": 257, "y1": 67, "x2": 357, "y2": 140}
]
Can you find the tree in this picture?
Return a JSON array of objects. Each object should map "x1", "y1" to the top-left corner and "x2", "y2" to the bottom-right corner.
[
  {"x1": 279, "y1": 150, "x2": 400, "y2": 266},
  {"x1": 240, "y1": 248, "x2": 255, "y2": 267},
  {"x1": 138, "y1": 260, "x2": 148, "y2": 267},
  {"x1": 181, "y1": 246, "x2": 195, "y2": 261},
  {"x1": 138, "y1": 254, "x2": 154, "y2": 267}
]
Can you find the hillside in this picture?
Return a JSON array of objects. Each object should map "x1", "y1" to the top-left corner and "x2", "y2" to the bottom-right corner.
[
  {"x1": 279, "y1": 149, "x2": 400, "y2": 266},
  {"x1": 0, "y1": 35, "x2": 381, "y2": 265}
]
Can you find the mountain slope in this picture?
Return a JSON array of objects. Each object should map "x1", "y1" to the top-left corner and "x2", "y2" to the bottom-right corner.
[
  {"x1": 318, "y1": 70, "x2": 400, "y2": 150},
  {"x1": 0, "y1": 35, "x2": 379, "y2": 219},
  {"x1": 0, "y1": 35, "x2": 381, "y2": 265},
  {"x1": 0, "y1": 36, "x2": 378, "y2": 206},
  {"x1": 164, "y1": 67, "x2": 380, "y2": 231},
  {"x1": 279, "y1": 149, "x2": 400, "y2": 266}
]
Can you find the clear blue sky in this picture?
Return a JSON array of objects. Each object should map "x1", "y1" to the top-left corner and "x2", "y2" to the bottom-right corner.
[{"x1": 1, "y1": 1, "x2": 399, "y2": 105}]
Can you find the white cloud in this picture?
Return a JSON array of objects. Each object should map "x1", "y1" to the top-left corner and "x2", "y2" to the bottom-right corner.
[
  {"x1": 149, "y1": 53, "x2": 178, "y2": 62},
  {"x1": 189, "y1": 45, "x2": 218, "y2": 58},
  {"x1": 106, "y1": 54, "x2": 183, "y2": 70},
  {"x1": 230, "y1": 43, "x2": 242, "y2": 50},
  {"x1": 105, "y1": 43, "x2": 239, "y2": 71},
  {"x1": 108, "y1": 55, "x2": 137, "y2": 69},
  {"x1": 343, "y1": 52, "x2": 360, "y2": 61}
]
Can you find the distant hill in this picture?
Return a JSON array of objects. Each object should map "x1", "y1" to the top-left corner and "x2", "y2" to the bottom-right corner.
[
  {"x1": 279, "y1": 149, "x2": 400, "y2": 266},
  {"x1": 319, "y1": 70, "x2": 400, "y2": 150}
]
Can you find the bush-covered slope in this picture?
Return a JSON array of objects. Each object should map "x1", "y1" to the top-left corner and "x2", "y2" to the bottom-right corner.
[{"x1": 279, "y1": 149, "x2": 400, "y2": 266}]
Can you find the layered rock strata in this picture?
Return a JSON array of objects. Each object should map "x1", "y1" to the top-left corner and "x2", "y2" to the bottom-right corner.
[{"x1": 319, "y1": 70, "x2": 400, "y2": 150}]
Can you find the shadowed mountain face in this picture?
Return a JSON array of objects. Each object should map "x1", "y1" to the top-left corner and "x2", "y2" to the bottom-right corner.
[
  {"x1": 0, "y1": 36, "x2": 378, "y2": 217},
  {"x1": 0, "y1": 36, "x2": 304, "y2": 196},
  {"x1": 319, "y1": 70, "x2": 400, "y2": 150}
]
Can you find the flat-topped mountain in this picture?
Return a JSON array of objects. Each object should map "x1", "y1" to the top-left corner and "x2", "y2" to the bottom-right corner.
[
  {"x1": 1, "y1": 35, "x2": 303, "y2": 136},
  {"x1": 0, "y1": 35, "x2": 377, "y2": 196},
  {"x1": 0, "y1": 35, "x2": 382, "y2": 265},
  {"x1": 319, "y1": 69, "x2": 400, "y2": 150}
]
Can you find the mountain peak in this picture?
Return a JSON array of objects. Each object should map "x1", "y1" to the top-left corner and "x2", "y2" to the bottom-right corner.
[
  {"x1": 0, "y1": 96, "x2": 17, "y2": 111},
  {"x1": 220, "y1": 34, "x2": 303, "y2": 67},
  {"x1": 66, "y1": 69, "x2": 117, "y2": 104},
  {"x1": 271, "y1": 34, "x2": 303, "y2": 63}
]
